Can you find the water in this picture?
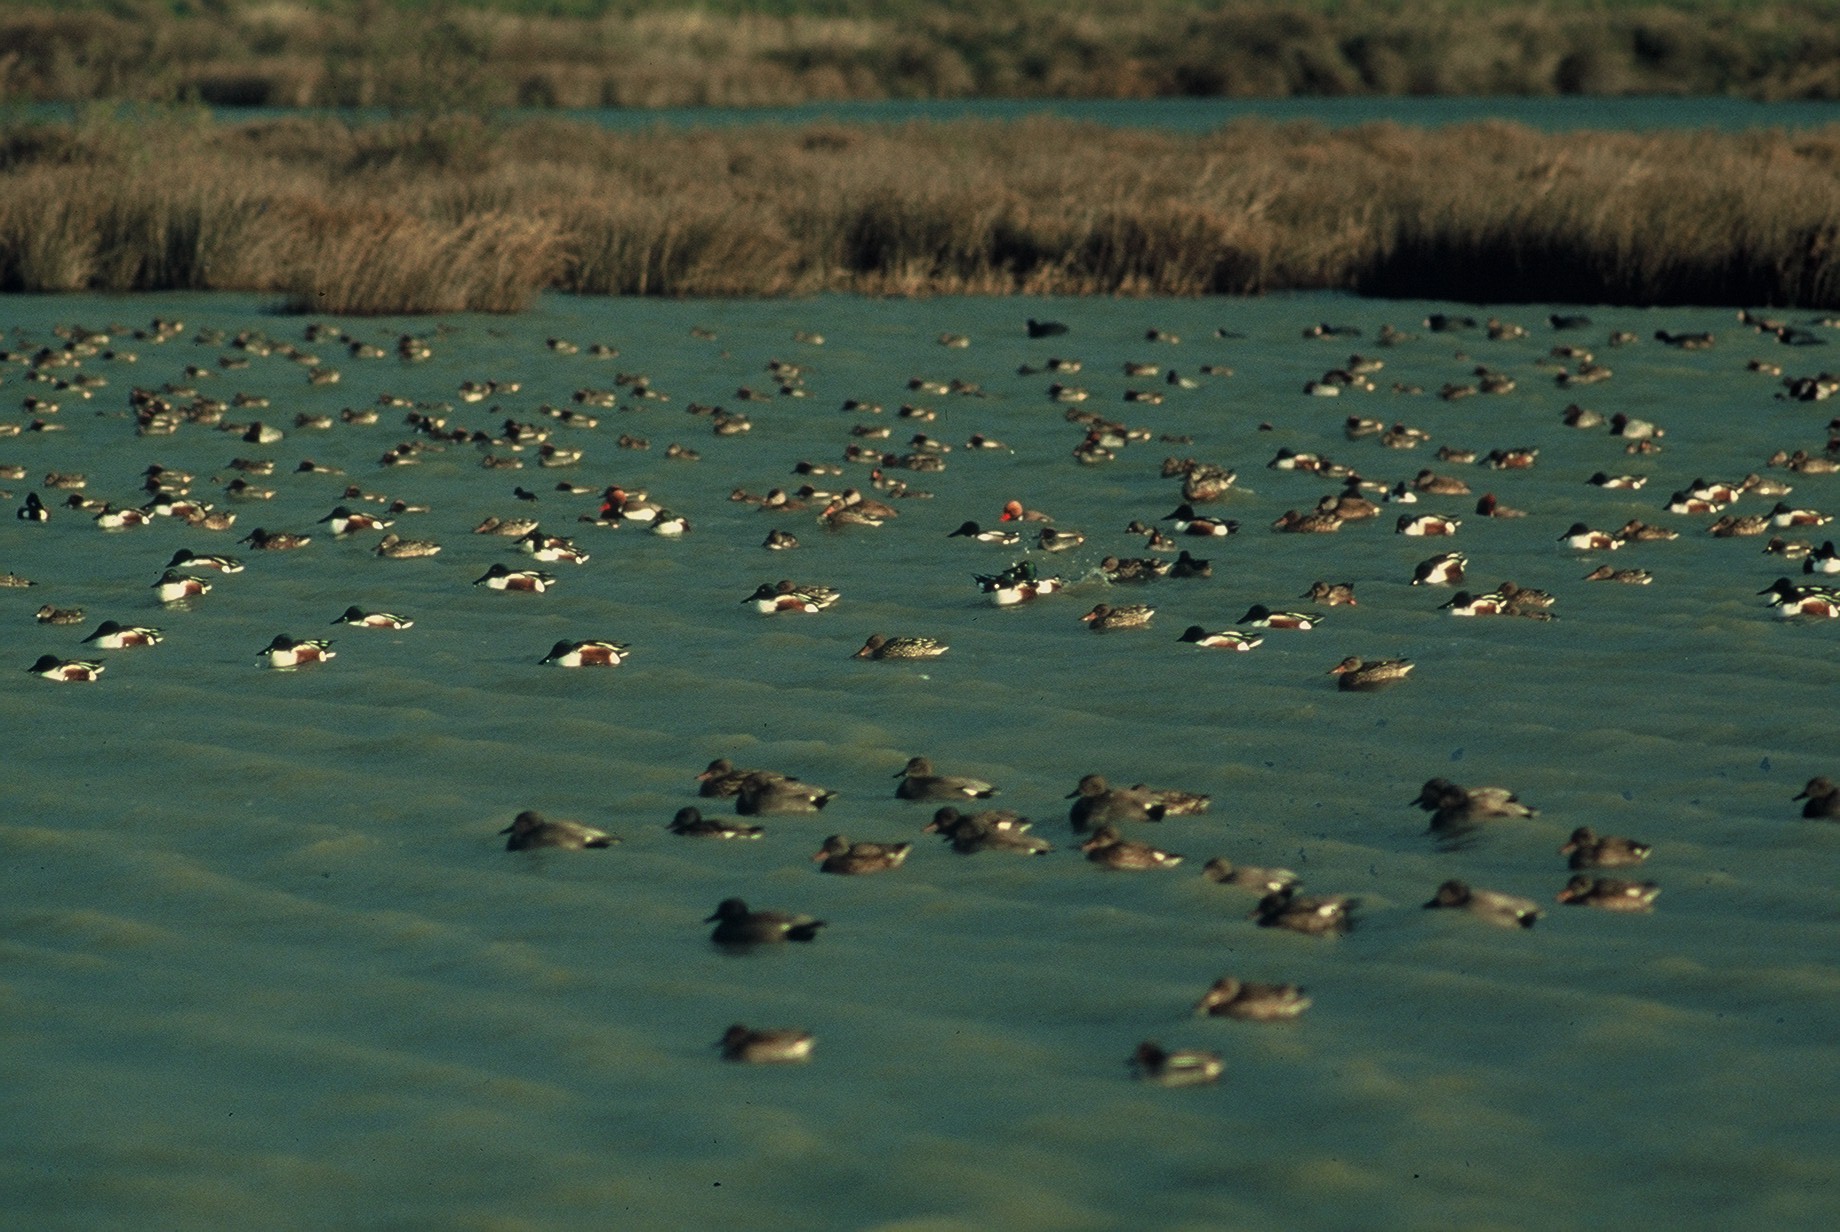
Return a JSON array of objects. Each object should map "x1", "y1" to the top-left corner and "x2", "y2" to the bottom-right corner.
[{"x1": 4, "y1": 288, "x2": 1840, "y2": 1230}]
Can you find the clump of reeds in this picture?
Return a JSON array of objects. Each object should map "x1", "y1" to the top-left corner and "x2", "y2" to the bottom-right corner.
[{"x1": 1, "y1": 109, "x2": 1837, "y2": 311}]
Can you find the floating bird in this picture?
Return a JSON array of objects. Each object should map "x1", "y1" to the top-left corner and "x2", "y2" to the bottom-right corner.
[
  {"x1": 1192, "y1": 977, "x2": 1311, "y2": 1021},
  {"x1": 719, "y1": 1025, "x2": 815, "y2": 1064},
  {"x1": 896, "y1": 756, "x2": 998, "y2": 801},
  {"x1": 501, "y1": 810, "x2": 619, "y2": 851},
  {"x1": 1131, "y1": 1041, "x2": 1221, "y2": 1087},
  {"x1": 705, "y1": 898, "x2": 825, "y2": 946},
  {"x1": 259, "y1": 635, "x2": 334, "y2": 668},
  {"x1": 1423, "y1": 879, "x2": 1542, "y2": 928},
  {"x1": 539, "y1": 639, "x2": 630, "y2": 667}
]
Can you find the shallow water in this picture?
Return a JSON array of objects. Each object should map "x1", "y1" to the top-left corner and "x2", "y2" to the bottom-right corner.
[{"x1": 4, "y1": 288, "x2": 1839, "y2": 1230}]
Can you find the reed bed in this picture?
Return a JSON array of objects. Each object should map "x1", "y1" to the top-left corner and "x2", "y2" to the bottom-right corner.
[
  {"x1": 4, "y1": 2, "x2": 1840, "y2": 108},
  {"x1": 2, "y1": 111, "x2": 1837, "y2": 313}
]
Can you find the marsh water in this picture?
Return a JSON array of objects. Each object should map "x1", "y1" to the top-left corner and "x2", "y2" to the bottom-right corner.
[{"x1": 5, "y1": 282, "x2": 1840, "y2": 1231}]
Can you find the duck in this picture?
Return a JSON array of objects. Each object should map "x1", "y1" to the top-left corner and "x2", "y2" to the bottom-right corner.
[
  {"x1": 517, "y1": 530, "x2": 591, "y2": 564},
  {"x1": 1131, "y1": 1041, "x2": 1221, "y2": 1087},
  {"x1": 1760, "y1": 577, "x2": 1840, "y2": 617},
  {"x1": 1708, "y1": 514, "x2": 1770, "y2": 537},
  {"x1": 1804, "y1": 541, "x2": 1840, "y2": 574},
  {"x1": 1559, "y1": 523, "x2": 1622, "y2": 550},
  {"x1": 1081, "y1": 825, "x2": 1183, "y2": 869},
  {"x1": 998, "y1": 498, "x2": 1054, "y2": 523},
  {"x1": 705, "y1": 898, "x2": 825, "y2": 946},
  {"x1": 1178, "y1": 626, "x2": 1262, "y2": 652},
  {"x1": 695, "y1": 758, "x2": 758, "y2": 798},
  {"x1": 539, "y1": 639, "x2": 630, "y2": 667},
  {"x1": 854, "y1": 633, "x2": 949, "y2": 659},
  {"x1": 1250, "y1": 887, "x2": 1353, "y2": 935},
  {"x1": 80, "y1": 621, "x2": 163, "y2": 649},
  {"x1": 27, "y1": 655, "x2": 104, "y2": 682},
  {"x1": 813, "y1": 834, "x2": 913, "y2": 874},
  {"x1": 317, "y1": 505, "x2": 393, "y2": 536},
  {"x1": 1099, "y1": 555, "x2": 1172, "y2": 583},
  {"x1": 1792, "y1": 776, "x2": 1840, "y2": 820},
  {"x1": 34, "y1": 605, "x2": 84, "y2": 625},
  {"x1": 332, "y1": 606, "x2": 413, "y2": 630},
  {"x1": 1397, "y1": 513, "x2": 1461, "y2": 536},
  {"x1": 1066, "y1": 774, "x2": 1166, "y2": 827},
  {"x1": 1169, "y1": 550, "x2": 1213, "y2": 578},
  {"x1": 1271, "y1": 509, "x2": 1343, "y2": 534},
  {"x1": 1555, "y1": 875, "x2": 1660, "y2": 912},
  {"x1": 667, "y1": 807, "x2": 764, "y2": 839},
  {"x1": 239, "y1": 527, "x2": 311, "y2": 550},
  {"x1": 1192, "y1": 977, "x2": 1311, "y2": 1021},
  {"x1": 500, "y1": 809, "x2": 619, "y2": 851},
  {"x1": 1411, "y1": 551, "x2": 1467, "y2": 586},
  {"x1": 1583, "y1": 565, "x2": 1653, "y2": 584},
  {"x1": 1410, "y1": 469, "x2": 1471, "y2": 496},
  {"x1": 373, "y1": 532, "x2": 442, "y2": 558},
  {"x1": 17, "y1": 491, "x2": 48, "y2": 522},
  {"x1": 948, "y1": 520, "x2": 1020, "y2": 546},
  {"x1": 1200, "y1": 859, "x2": 1299, "y2": 894},
  {"x1": 719, "y1": 1024, "x2": 815, "y2": 1064},
  {"x1": 1328, "y1": 656, "x2": 1414, "y2": 691},
  {"x1": 762, "y1": 528, "x2": 800, "y2": 551},
  {"x1": 736, "y1": 772, "x2": 836, "y2": 815},
  {"x1": 164, "y1": 548, "x2": 242, "y2": 573},
  {"x1": 1238, "y1": 604, "x2": 1321, "y2": 630},
  {"x1": 925, "y1": 808, "x2": 1053, "y2": 855},
  {"x1": 153, "y1": 570, "x2": 212, "y2": 603},
  {"x1": 1162, "y1": 503, "x2": 1236, "y2": 536},
  {"x1": 1423, "y1": 879, "x2": 1542, "y2": 928},
  {"x1": 1413, "y1": 778, "x2": 1539, "y2": 828},
  {"x1": 895, "y1": 756, "x2": 998, "y2": 801},
  {"x1": 474, "y1": 563, "x2": 556, "y2": 592},
  {"x1": 1440, "y1": 589, "x2": 1510, "y2": 617},
  {"x1": 1035, "y1": 526, "x2": 1086, "y2": 552},
  {"x1": 745, "y1": 580, "x2": 838, "y2": 614},
  {"x1": 259, "y1": 635, "x2": 335, "y2": 668},
  {"x1": 1080, "y1": 602, "x2": 1154, "y2": 631},
  {"x1": 1559, "y1": 826, "x2": 1654, "y2": 868},
  {"x1": 975, "y1": 560, "x2": 1063, "y2": 606}
]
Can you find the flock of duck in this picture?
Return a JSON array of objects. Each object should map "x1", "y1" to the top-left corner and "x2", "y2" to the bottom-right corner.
[{"x1": 6, "y1": 300, "x2": 1839, "y2": 1085}]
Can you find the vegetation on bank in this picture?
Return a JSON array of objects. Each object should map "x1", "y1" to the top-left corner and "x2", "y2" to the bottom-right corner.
[
  {"x1": 0, "y1": 110, "x2": 1835, "y2": 313},
  {"x1": 2, "y1": 1, "x2": 1840, "y2": 109}
]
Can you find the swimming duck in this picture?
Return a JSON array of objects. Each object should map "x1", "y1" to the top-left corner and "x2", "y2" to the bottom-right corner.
[
  {"x1": 895, "y1": 756, "x2": 998, "y2": 801},
  {"x1": 998, "y1": 498, "x2": 1054, "y2": 523},
  {"x1": 27, "y1": 655, "x2": 103, "y2": 682},
  {"x1": 17, "y1": 491, "x2": 48, "y2": 522},
  {"x1": 949, "y1": 521, "x2": 1020, "y2": 546},
  {"x1": 1770, "y1": 501, "x2": 1833, "y2": 528},
  {"x1": 1300, "y1": 581, "x2": 1357, "y2": 609},
  {"x1": 762, "y1": 528, "x2": 800, "y2": 551},
  {"x1": 1081, "y1": 825, "x2": 1183, "y2": 869},
  {"x1": 1410, "y1": 551, "x2": 1467, "y2": 587},
  {"x1": 153, "y1": 570, "x2": 212, "y2": 603},
  {"x1": 1271, "y1": 509, "x2": 1344, "y2": 534},
  {"x1": 1411, "y1": 469, "x2": 1471, "y2": 496},
  {"x1": 1413, "y1": 778, "x2": 1539, "y2": 828},
  {"x1": 1616, "y1": 519, "x2": 1678, "y2": 542},
  {"x1": 1200, "y1": 859, "x2": 1299, "y2": 894},
  {"x1": 1397, "y1": 513, "x2": 1461, "y2": 536},
  {"x1": 1803, "y1": 541, "x2": 1840, "y2": 573},
  {"x1": 1081, "y1": 603, "x2": 1154, "y2": 631},
  {"x1": 1067, "y1": 774, "x2": 1166, "y2": 828},
  {"x1": 1555, "y1": 875, "x2": 1659, "y2": 911},
  {"x1": 746, "y1": 580, "x2": 838, "y2": 614},
  {"x1": 667, "y1": 807, "x2": 764, "y2": 839},
  {"x1": 975, "y1": 560, "x2": 1063, "y2": 606},
  {"x1": 705, "y1": 898, "x2": 825, "y2": 946},
  {"x1": 736, "y1": 772, "x2": 836, "y2": 815},
  {"x1": 1169, "y1": 550, "x2": 1212, "y2": 578},
  {"x1": 165, "y1": 548, "x2": 243, "y2": 573},
  {"x1": 317, "y1": 505, "x2": 392, "y2": 536},
  {"x1": 239, "y1": 527, "x2": 311, "y2": 551},
  {"x1": 474, "y1": 563, "x2": 556, "y2": 592},
  {"x1": 501, "y1": 809, "x2": 619, "y2": 851},
  {"x1": 1131, "y1": 1041, "x2": 1221, "y2": 1087},
  {"x1": 1192, "y1": 977, "x2": 1311, "y2": 1021},
  {"x1": 1440, "y1": 589, "x2": 1510, "y2": 617},
  {"x1": 1582, "y1": 565, "x2": 1653, "y2": 584},
  {"x1": 539, "y1": 639, "x2": 630, "y2": 667},
  {"x1": 1559, "y1": 826, "x2": 1654, "y2": 868},
  {"x1": 1329, "y1": 656, "x2": 1414, "y2": 691},
  {"x1": 374, "y1": 532, "x2": 442, "y2": 558},
  {"x1": 1178, "y1": 626, "x2": 1262, "y2": 652},
  {"x1": 854, "y1": 633, "x2": 949, "y2": 659},
  {"x1": 1162, "y1": 504, "x2": 1236, "y2": 536},
  {"x1": 1238, "y1": 604, "x2": 1321, "y2": 630},
  {"x1": 1423, "y1": 879, "x2": 1543, "y2": 928},
  {"x1": 1760, "y1": 577, "x2": 1840, "y2": 617},
  {"x1": 695, "y1": 758, "x2": 758, "y2": 798},
  {"x1": 34, "y1": 604, "x2": 84, "y2": 625},
  {"x1": 81, "y1": 621, "x2": 162, "y2": 649},
  {"x1": 1559, "y1": 523, "x2": 1622, "y2": 550},
  {"x1": 1251, "y1": 887, "x2": 1353, "y2": 935},
  {"x1": 518, "y1": 530, "x2": 591, "y2": 564},
  {"x1": 813, "y1": 834, "x2": 913, "y2": 874},
  {"x1": 1099, "y1": 555, "x2": 1172, "y2": 583},
  {"x1": 1793, "y1": 776, "x2": 1840, "y2": 819},
  {"x1": 925, "y1": 808, "x2": 1053, "y2": 855},
  {"x1": 259, "y1": 635, "x2": 334, "y2": 668},
  {"x1": 719, "y1": 1024, "x2": 815, "y2": 1064},
  {"x1": 1035, "y1": 526, "x2": 1086, "y2": 552}
]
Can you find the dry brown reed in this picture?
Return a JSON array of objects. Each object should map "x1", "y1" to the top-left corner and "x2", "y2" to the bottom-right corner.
[
  {"x1": 5, "y1": 2, "x2": 1840, "y2": 108},
  {"x1": 2, "y1": 111, "x2": 1837, "y2": 312}
]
